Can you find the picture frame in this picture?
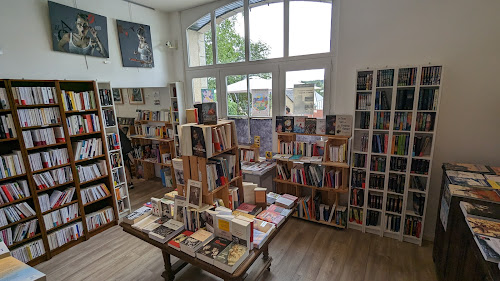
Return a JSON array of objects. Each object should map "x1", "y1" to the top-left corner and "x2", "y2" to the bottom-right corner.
[
  {"x1": 128, "y1": 88, "x2": 145, "y2": 104},
  {"x1": 186, "y1": 179, "x2": 203, "y2": 208},
  {"x1": 113, "y1": 89, "x2": 123, "y2": 104},
  {"x1": 116, "y1": 20, "x2": 155, "y2": 68}
]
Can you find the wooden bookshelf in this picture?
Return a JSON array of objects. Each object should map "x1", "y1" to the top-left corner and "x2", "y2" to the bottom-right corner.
[
  {"x1": 0, "y1": 79, "x2": 118, "y2": 265},
  {"x1": 349, "y1": 66, "x2": 442, "y2": 245},
  {"x1": 239, "y1": 144, "x2": 260, "y2": 163}
]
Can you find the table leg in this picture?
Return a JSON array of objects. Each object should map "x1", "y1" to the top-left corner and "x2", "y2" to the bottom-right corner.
[
  {"x1": 162, "y1": 250, "x2": 175, "y2": 281},
  {"x1": 262, "y1": 245, "x2": 269, "y2": 261}
]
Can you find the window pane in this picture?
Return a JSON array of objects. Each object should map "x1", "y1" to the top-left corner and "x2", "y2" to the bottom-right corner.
[
  {"x1": 285, "y1": 69, "x2": 324, "y2": 117},
  {"x1": 289, "y1": 1, "x2": 332, "y2": 56},
  {"x1": 249, "y1": 1, "x2": 283, "y2": 61},
  {"x1": 226, "y1": 75, "x2": 248, "y2": 116},
  {"x1": 187, "y1": 13, "x2": 213, "y2": 67},
  {"x1": 192, "y1": 77, "x2": 217, "y2": 104},
  {"x1": 215, "y1": 1, "x2": 245, "y2": 64},
  {"x1": 249, "y1": 73, "x2": 272, "y2": 117}
]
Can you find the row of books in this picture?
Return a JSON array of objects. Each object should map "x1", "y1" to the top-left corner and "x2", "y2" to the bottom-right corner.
[
  {"x1": 0, "y1": 88, "x2": 9, "y2": 109},
  {"x1": 372, "y1": 133, "x2": 388, "y2": 153},
  {"x1": 411, "y1": 193, "x2": 425, "y2": 216},
  {"x1": 12, "y1": 86, "x2": 58, "y2": 105},
  {"x1": 388, "y1": 174, "x2": 405, "y2": 194},
  {"x1": 134, "y1": 124, "x2": 172, "y2": 139},
  {"x1": 420, "y1": 66, "x2": 441, "y2": 85},
  {"x1": 404, "y1": 216, "x2": 422, "y2": 238},
  {"x1": 418, "y1": 89, "x2": 439, "y2": 110},
  {"x1": 17, "y1": 108, "x2": 61, "y2": 128},
  {"x1": 47, "y1": 221, "x2": 83, "y2": 251},
  {"x1": 328, "y1": 143, "x2": 347, "y2": 163},
  {"x1": 373, "y1": 112, "x2": 390, "y2": 130},
  {"x1": 0, "y1": 180, "x2": 30, "y2": 205},
  {"x1": 358, "y1": 112, "x2": 370, "y2": 129},
  {"x1": 72, "y1": 138, "x2": 102, "y2": 160},
  {"x1": 76, "y1": 160, "x2": 107, "y2": 183},
  {"x1": 110, "y1": 152, "x2": 121, "y2": 169},
  {"x1": 352, "y1": 153, "x2": 367, "y2": 168},
  {"x1": 80, "y1": 183, "x2": 110, "y2": 205},
  {"x1": 179, "y1": 121, "x2": 234, "y2": 158},
  {"x1": 290, "y1": 164, "x2": 324, "y2": 187},
  {"x1": 350, "y1": 188, "x2": 364, "y2": 207},
  {"x1": 390, "y1": 156, "x2": 406, "y2": 172},
  {"x1": 366, "y1": 210, "x2": 380, "y2": 226},
  {"x1": 102, "y1": 109, "x2": 116, "y2": 127},
  {"x1": 351, "y1": 170, "x2": 365, "y2": 188},
  {"x1": 0, "y1": 114, "x2": 16, "y2": 139},
  {"x1": 33, "y1": 167, "x2": 73, "y2": 190},
  {"x1": 0, "y1": 152, "x2": 26, "y2": 179},
  {"x1": 115, "y1": 186, "x2": 127, "y2": 201},
  {"x1": 117, "y1": 117, "x2": 135, "y2": 125},
  {"x1": 397, "y1": 68, "x2": 417, "y2": 86},
  {"x1": 66, "y1": 114, "x2": 101, "y2": 136},
  {"x1": 324, "y1": 169, "x2": 343, "y2": 188},
  {"x1": 357, "y1": 72, "x2": 373, "y2": 90},
  {"x1": 276, "y1": 115, "x2": 352, "y2": 136},
  {"x1": 43, "y1": 203, "x2": 79, "y2": 231},
  {"x1": 10, "y1": 239, "x2": 45, "y2": 263},
  {"x1": 386, "y1": 196, "x2": 403, "y2": 213},
  {"x1": 206, "y1": 154, "x2": 236, "y2": 192},
  {"x1": 415, "y1": 113, "x2": 434, "y2": 132},
  {"x1": 132, "y1": 143, "x2": 159, "y2": 162},
  {"x1": 0, "y1": 219, "x2": 38, "y2": 246},
  {"x1": 106, "y1": 133, "x2": 120, "y2": 151},
  {"x1": 0, "y1": 203, "x2": 36, "y2": 227},
  {"x1": 412, "y1": 135, "x2": 431, "y2": 157},
  {"x1": 22, "y1": 127, "x2": 65, "y2": 148},
  {"x1": 98, "y1": 89, "x2": 113, "y2": 106},
  {"x1": 349, "y1": 207, "x2": 363, "y2": 224},
  {"x1": 278, "y1": 140, "x2": 325, "y2": 157},
  {"x1": 395, "y1": 89, "x2": 414, "y2": 110},
  {"x1": 393, "y1": 112, "x2": 412, "y2": 131},
  {"x1": 38, "y1": 187, "x2": 75, "y2": 213},
  {"x1": 386, "y1": 214, "x2": 401, "y2": 232},
  {"x1": 135, "y1": 109, "x2": 171, "y2": 122},
  {"x1": 28, "y1": 148, "x2": 69, "y2": 172},
  {"x1": 392, "y1": 134, "x2": 409, "y2": 155},
  {"x1": 61, "y1": 90, "x2": 96, "y2": 111},
  {"x1": 377, "y1": 69, "x2": 394, "y2": 87},
  {"x1": 112, "y1": 170, "x2": 125, "y2": 187},
  {"x1": 356, "y1": 93, "x2": 371, "y2": 110},
  {"x1": 368, "y1": 193, "x2": 383, "y2": 209},
  {"x1": 358, "y1": 133, "x2": 368, "y2": 152},
  {"x1": 369, "y1": 174, "x2": 384, "y2": 190},
  {"x1": 411, "y1": 159, "x2": 430, "y2": 175},
  {"x1": 370, "y1": 156, "x2": 386, "y2": 172},
  {"x1": 410, "y1": 176, "x2": 426, "y2": 191},
  {"x1": 85, "y1": 207, "x2": 114, "y2": 231},
  {"x1": 374, "y1": 90, "x2": 390, "y2": 110},
  {"x1": 240, "y1": 149, "x2": 256, "y2": 162}
]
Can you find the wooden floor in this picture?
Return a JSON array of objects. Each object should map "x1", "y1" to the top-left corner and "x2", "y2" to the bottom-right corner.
[{"x1": 35, "y1": 179, "x2": 438, "y2": 281}]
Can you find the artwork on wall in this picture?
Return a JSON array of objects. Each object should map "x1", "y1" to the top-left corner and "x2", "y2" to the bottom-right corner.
[
  {"x1": 116, "y1": 20, "x2": 154, "y2": 68},
  {"x1": 48, "y1": 1, "x2": 109, "y2": 58},
  {"x1": 113, "y1": 89, "x2": 123, "y2": 104},
  {"x1": 128, "y1": 88, "x2": 145, "y2": 104},
  {"x1": 251, "y1": 90, "x2": 270, "y2": 117}
]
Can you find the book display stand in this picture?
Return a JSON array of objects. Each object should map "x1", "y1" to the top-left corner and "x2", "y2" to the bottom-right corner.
[{"x1": 349, "y1": 66, "x2": 443, "y2": 245}]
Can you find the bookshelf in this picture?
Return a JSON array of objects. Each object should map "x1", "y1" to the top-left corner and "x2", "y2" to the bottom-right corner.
[
  {"x1": 168, "y1": 82, "x2": 185, "y2": 157},
  {"x1": 239, "y1": 144, "x2": 260, "y2": 163},
  {"x1": 178, "y1": 120, "x2": 243, "y2": 208},
  {"x1": 0, "y1": 79, "x2": 118, "y2": 265},
  {"x1": 273, "y1": 132, "x2": 350, "y2": 228},
  {"x1": 349, "y1": 65, "x2": 442, "y2": 245},
  {"x1": 97, "y1": 82, "x2": 131, "y2": 219}
]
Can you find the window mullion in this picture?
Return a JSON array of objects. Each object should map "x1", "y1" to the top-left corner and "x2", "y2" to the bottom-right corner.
[
  {"x1": 244, "y1": 0, "x2": 250, "y2": 62},
  {"x1": 284, "y1": 0, "x2": 290, "y2": 58},
  {"x1": 211, "y1": 10, "x2": 217, "y2": 65}
]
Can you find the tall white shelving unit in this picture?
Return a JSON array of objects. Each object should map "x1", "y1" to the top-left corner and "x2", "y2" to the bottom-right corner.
[
  {"x1": 348, "y1": 65, "x2": 443, "y2": 245},
  {"x1": 97, "y1": 81, "x2": 131, "y2": 219},
  {"x1": 168, "y1": 82, "x2": 185, "y2": 157}
]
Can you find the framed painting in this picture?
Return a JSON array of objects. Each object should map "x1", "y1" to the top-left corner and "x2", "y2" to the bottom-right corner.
[
  {"x1": 116, "y1": 20, "x2": 154, "y2": 68},
  {"x1": 128, "y1": 88, "x2": 145, "y2": 104},
  {"x1": 113, "y1": 89, "x2": 123, "y2": 104}
]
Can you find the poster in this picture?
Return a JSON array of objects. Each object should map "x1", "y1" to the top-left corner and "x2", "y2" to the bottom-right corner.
[
  {"x1": 202, "y1": 89, "x2": 215, "y2": 102},
  {"x1": 116, "y1": 20, "x2": 154, "y2": 68},
  {"x1": 293, "y1": 84, "x2": 315, "y2": 116},
  {"x1": 251, "y1": 90, "x2": 270, "y2": 117},
  {"x1": 440, "y1": 183, "x2": 452, "y2": 230},
  {"x1": 48, "y1": 1, "x2": 109, "y2": 58}
]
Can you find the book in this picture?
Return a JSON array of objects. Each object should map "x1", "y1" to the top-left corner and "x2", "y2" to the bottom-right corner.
[
  {"x1": 186, "y1": 108, "x2": 198, "y2": 123},
  {"x1": 275, "y1": 196, "x2": 295, "y2": 209},
  {"x1": 201, "y1": 102, "x2": 217, "y2": 125},
  {"x1": 304, "y1": 118, "x2": 316, "y2": 134},
  {"x1": 123, "y1": 206, "x2": 152, "y2": 225},
  {"x1": 335, "y1": 115, "x2": 353, "y2": 136},
  {"x1": 131, "y1": 215, "x2": 159, "y2": 232},
  {"x1": 448, "y1": 185, "x2": 500, "y2": 202},
  {"x1": 168, "y1": 230, "x2": 194, "y2": 250},
  {"x1": 0, "y1": 241, "x2": 9, "y2": 259},
  {"x1": 232, "y1": 217, "x2": 252, "y2": 250},
  {"x1": 254, "y1": 187, "x2": 267, "y2": 206},
  {"x1": 275, "y1": 116, "x2": 284, "y2": 133},
  {"x1": 173, "y1": 195, "x2": 186, "y2": 222},
  {"x1": 474, "y1": 234, "x2": 500, "y2": 263},
  {"x1": 466, "y1": 217, "x2": 500, "y2": 238},
  {"x1": 256, "y1": 210, "x2": 285, "y2": 227},
  {"x1": 283, "y1": 116, "x2": 294, "y2": 133},
  {"x1": 460, "y1": 201, "x2": 500, "y2": 220},
  {"x1": 148, "y1": 219, "x2": 184, "y2": 243},
  {"x1": 325, "y1": 115, "x2": 336, "y2": 135},
  {"x1": 316, "y1": 119, "x2": 326, "y2": 135},
  {"x1": 191, "y1": 126, "x2": 207, "y2": 158},
  {"x1": 196, "y1": 237, "x2": 231, "y2": 265},
  {"x1": 446, "y1": 171, "x2": 491, "y2": 188},
  {"x1": 213, "y1": 242, "x2": 249, "y2": 273},
  {"x1": 242, "y1": 182, "x2": 257, "y2": 205},
  {"x1": 180, "y1": 229, "x2": 214, "y2": 257},
  {"x1": 187, "y1": 179, "x2": 202, "y2": 208},
  {"x1": 253, "y1": 218, "x2": 275, "y2": 249},
  {"x1": 486, "y1": 175, "x2": 500, "y2": 189},
  {"x1": 293, "y1": 117, "x2": 305, "y2": 133},
  {"x1": 267, "y1": 204, "x2": 293, "y2": 217}
]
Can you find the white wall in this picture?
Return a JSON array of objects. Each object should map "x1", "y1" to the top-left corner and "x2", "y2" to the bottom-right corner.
[
  {"x1": 334, "y1": 0, "x2": 500, "y2": 240},
  {"x1": 0, "y1": 0, "x2": 181, "y2": 87}
]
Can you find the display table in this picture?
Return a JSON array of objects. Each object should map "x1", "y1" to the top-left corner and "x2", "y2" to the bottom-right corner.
[
  {"x1": 241, "y1": 161, "x2": 276, "y2": 192},
  {"x1": 120, "y1": 212, "x2": 292, "y2": 281}
]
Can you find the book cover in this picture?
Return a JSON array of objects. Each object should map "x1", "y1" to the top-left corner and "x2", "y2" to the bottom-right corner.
[
  {"x1": 460, "y1": 202, "x2": 500, "y2": 220},
  {"x1": 275, "y1": 116, "x2": 284, "y2": 133},
  {"x1": 191, "y1": 126, "x2": 207, "y2": 158},
  {"x1": 325, "y1": 115, "x2": 336, "y2": 135},
  {"x1": 256, "y1": 210, "x2": 285, "y2": 226},
  {"x1": 316, "y1": 119, "x2": 326, "y2": 135},
  {"x1": 168, "y1": 230, "x2": 193, "y2": 250},
  {"x1": 446, "y1": 171, "x2": 491, "y2": 188},
  {"x1": 467, "y1": 217, "x2": 500, "y2": 238},
  {"x1": 474, "y1": 234, "x2": 500, "y2": 263},
  {"x1": 283, "y1": 116, "x2": 294, "y2": 133},
  {"x1": 196, "y1": 237, "x2": 231, "y2": 265},
  {"x1": 174, "y1": 195, "x2": 186, "y2": 222},
  {"x1": 335, "y1": 115, "x2": 353, "y2": 136},
  {"x1": 202, "y1": 102, "x2": 217, "y2": 125},
  {"x1": 304, "y1": 118, "x2": 316, "y2": 135},
  {"x1": 443, "y1": 163, "x2": 492, "y2": 173},
  {"x1": 486, "y1": 175, "x2": 500, "y2": 189},
  {"x1": 448, "y1": 185, "x2": 500, "y2": 202},
  {"x1": 293, "y1": 117, "x2": 305, "y2": 133},
  {"x1": 172, "y1": 158, "x2": 184, "y2": 185},
  {"x1": 187, "y1": 179, "x2": 202, "y2": 208}
]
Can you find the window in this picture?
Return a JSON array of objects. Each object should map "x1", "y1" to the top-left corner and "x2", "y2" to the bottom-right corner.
[
  {"x1": 187, "y1": 14, "x2": 213, "y2": 67},
  {"x1": 249, "y1": 73, "x2": 272, "y2": 117},
  {"x1": 249, "y1": 1, "x2": 283, "y2": 61},
  {"x1": 289, "y1": 0, "x2": 332, "y2": 56},
  {"x1": 192, "y1": 77, "x2": 216, "y2": 104},
  {"x1": 226, "y1": 73, "x2": 272, "y2": 117},
  {"x1": 226, "y1": 75, "x2": 248, "y2": 116},
  {"x1": 215, "y1": 1, "x2": 245, "y2": 64},
  {"x1": 285, "y1": 69, "x2": 324, "y2": 117}
]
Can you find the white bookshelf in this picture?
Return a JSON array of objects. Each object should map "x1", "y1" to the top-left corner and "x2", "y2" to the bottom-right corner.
[
  {"x1": 168, "y1": 82, "x2": 185, "y2": 157},
  {"x1": 348, "y1": 65, "x2": 443, "y2": 245},
  {"x1": 97, "y1": 81, "x2": 131, "y2": 219}
]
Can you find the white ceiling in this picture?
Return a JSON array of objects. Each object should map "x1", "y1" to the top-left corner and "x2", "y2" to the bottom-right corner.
[{"x1": 128, "y1": 0, "x2": 218, "y2": 12}]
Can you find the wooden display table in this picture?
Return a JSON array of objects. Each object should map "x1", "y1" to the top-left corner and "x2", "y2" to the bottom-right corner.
[{"x1": 120, "y1": 213, "x2": 292, "y2": 281}]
